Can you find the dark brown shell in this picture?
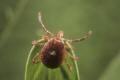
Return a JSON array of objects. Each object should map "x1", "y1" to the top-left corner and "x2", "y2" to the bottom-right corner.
[{"x1": 40, "y1": 38, "x2": 65, "y2": 68}]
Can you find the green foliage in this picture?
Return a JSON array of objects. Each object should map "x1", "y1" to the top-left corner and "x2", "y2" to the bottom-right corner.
[
  {"x1": 99, "y1": 52, "x2": 120, "y2": 80},
  {"x1": 25, "y1": 39, "x2": 80, "y2": 80}
]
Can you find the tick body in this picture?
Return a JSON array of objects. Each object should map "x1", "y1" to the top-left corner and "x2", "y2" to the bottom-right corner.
[
  {"x1": 32, "y1": 12, "x2": 92, "y2": 71},
  {"x1": 40, "y1": 38, "x2": 65, "y2": 68}
]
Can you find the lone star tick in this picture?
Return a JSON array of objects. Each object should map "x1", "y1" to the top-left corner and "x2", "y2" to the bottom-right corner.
[{"x1": 32, "y1": 12, "x2": 92, "y2": 71}]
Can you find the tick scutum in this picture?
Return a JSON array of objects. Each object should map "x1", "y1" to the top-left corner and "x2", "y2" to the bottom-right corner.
[{"x1": 40, "y1": 38, "x2": 65, "y2": 68}]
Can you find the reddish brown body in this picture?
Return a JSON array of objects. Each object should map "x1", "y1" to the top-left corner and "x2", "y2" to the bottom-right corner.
[{"x1": 40, "y1": 38, "x2": 65, "y2": 68}]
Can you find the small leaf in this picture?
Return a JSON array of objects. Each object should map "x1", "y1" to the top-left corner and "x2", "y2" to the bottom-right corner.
[
  {"x1": 25, "y1": 39, "x2": 80, "y2": 80},
  {"x1": 98, "y1": 52, "x2": 120, "y2": 80}
]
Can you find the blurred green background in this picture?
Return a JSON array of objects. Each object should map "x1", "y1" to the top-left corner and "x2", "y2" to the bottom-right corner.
[{"x1": 0, "y1": 0, "x2": 120, "y2": 80}]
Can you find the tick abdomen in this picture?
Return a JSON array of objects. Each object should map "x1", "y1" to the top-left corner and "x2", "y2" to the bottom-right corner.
[{"x1": 40, "y1": 38, "x2": 65, "y2": 68}]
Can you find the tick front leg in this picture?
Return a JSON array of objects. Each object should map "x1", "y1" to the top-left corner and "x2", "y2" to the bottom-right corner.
[
  {"x1": 32, "y1": 40, "x2": 44, "y2": 46},
  {"x1": 64, "y1": 59, "x2": 72, "y2": 71},
  {"x1": 38, "y1": 12, "x2": 54, "y2": 37},
  {"x1": 33, "y1": 53, "x2": 40, "y2": 64},
  {"x1": 64, "y1": 30, "x2": 92, "y2": 43}
]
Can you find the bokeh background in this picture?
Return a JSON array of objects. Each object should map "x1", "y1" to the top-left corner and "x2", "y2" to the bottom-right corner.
[{"x1": 0, "y1": 0, "x2": 120, "y2": 80}]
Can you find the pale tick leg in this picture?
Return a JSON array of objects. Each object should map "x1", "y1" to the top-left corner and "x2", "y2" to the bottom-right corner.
[
  {"x1": 65, "y1": 45, "x2": 74, "y2": 50},
  {"x1": 33, "y1": 53, "x2": 40, "y2": 64},
  {"x1": 64, "y1": 30, "x2": 92, "y2": 43},
  {"x1": 42, "y1": 35, "x2": 49, "y2": 41},
  {"x1": 38, "y1": 12, "x2": 54, "y2": 37},
  {"x1": 32, "y1": 40, "x2": 44, "y2": 46},
  {"x1": 64, "y1": 59, "x2": 72, "y2": 71},
  {"x1": 65, "y1": 46, "x2": 78, "y2": 60},
  {"x1": 66, "y1": 52, "x2": 78, "y2": 60}
]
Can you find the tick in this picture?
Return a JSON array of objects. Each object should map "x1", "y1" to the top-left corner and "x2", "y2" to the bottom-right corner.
[{"x1": 32, "y1": 12, "x2": 92, "y2": 71}]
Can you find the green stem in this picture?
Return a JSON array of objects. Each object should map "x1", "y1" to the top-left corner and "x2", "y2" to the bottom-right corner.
[
  {"x1": 25, "y1": 39, "x2": 45, "y2": 80},
  {"x1": 65, "y1": 42, "x2": 80, "y2": 80}
]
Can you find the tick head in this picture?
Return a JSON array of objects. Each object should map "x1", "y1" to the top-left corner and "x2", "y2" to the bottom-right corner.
[{"x1": 56, "y1": 31, "x2": 64, "y2": 42}]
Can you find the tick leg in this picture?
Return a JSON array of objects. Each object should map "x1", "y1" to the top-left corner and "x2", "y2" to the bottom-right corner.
[
  {"x1": 66, "y1": 52, "x2": 78, "y2": 60},
  {"x1": 65, "y1": 45, "x2": 78, "y2": 60},
  {"x1": 64, "y1": 59, "x2": 72, "y2": 71},
  {"x1": 33, "y1": 53, "x2": 40, "y2": 64},
  {"x1": 32, "y1": 40, "x2": 44, "y2": 46},
  {"x1": 64, "y1": 30, "x2": 92, "y2": 43},
  {"x1": 65, "y1": 45, "x2": 74, "y2": 50},
  {"x1": 42, "y1": 35, "x2": 49, "y2": 41},
  {"x1": 38, "y1": 12, "x2": 54, "y2": 37}
]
